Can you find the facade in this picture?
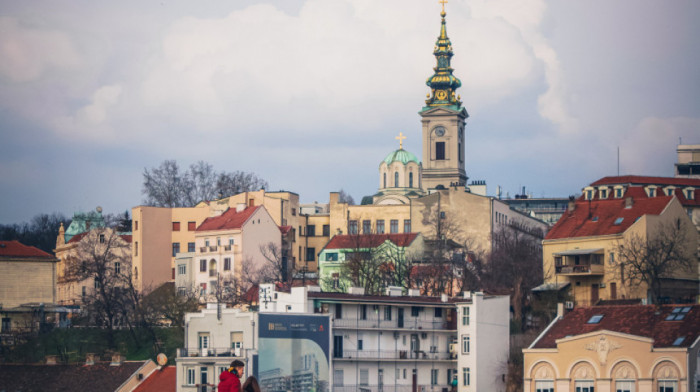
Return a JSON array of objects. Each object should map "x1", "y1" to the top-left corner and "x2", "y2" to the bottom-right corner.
[
  {"x1": 175, "y1": 304, "x2": 255, "y2": 392},
  {"x1": 542, "y1": 188, "x2": 698, "y2": 306},
  {"x1": 675, "y1": 144, "x2": 700, "y2": 178},
  {"x1": 132, "y1": 189, "x2": 302, "y2": 293},
  {"x1": 317, "y1": 233, "x2": 424, "y2": 292},
  {"x1": 0, "y1": 240, "x2": 58, "y2": 334},
  {"x1": 503, "y1": 196, "x2": 571, "y2": 226},
  {"x1": 523, "y1": 304, "x2": 700, "y2": 392},
  {"x1": 174, "y1": 205, "x2": 282, "y2": 300},
  {"x1": 260, "y1": 284, "x2": 510, "y2": 392}
]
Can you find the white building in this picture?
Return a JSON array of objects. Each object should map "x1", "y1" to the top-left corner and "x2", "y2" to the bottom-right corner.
[{"x1": 175, "y1": 303, "x2": 256, "y2": 392}]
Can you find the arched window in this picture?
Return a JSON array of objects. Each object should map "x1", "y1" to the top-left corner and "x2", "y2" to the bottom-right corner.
[
  {"x1": 383, "y1": 173, "x2": 387, "y2": 188},
  {"x1": 394, "y1": 172, "x2": 399, "y2": 187},
  {"x1": 409, "y1": 172, "x2": 414, "y2": 188}
]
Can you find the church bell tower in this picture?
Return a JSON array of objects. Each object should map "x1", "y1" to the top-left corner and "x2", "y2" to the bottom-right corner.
[{"x1": 420, "y1": 2, "x2": 469, "y2": 191}]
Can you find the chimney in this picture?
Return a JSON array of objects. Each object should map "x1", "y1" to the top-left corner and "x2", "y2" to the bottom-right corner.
[
  {"x1": 45, "y1": 355, "x2": 58, "y2": 365},
  {"x1": 557, "y1": 303, "x2": 565, "y2": 318},
  {"x1": 85, "y1": 353, "x2": 96, "y2": 366},
  {"x1": 441, "y1": 293, "x2": 448, "y2": 303},
  {"x1": 348, "y1": 287, "x2": 365, "y2": 295},
  {"x1": 625, "y1": 197, "x2": 633, "y2": 208},
  {"x1": 110, "y1": 353, "x2": 124, "y2": 366},
  {"x1": 386, "y1": 286, "x2": 402, "y2": 297},
  {"x1": 407, "y1": 289, "x2": 420, "y2": 297},
  {"x1": 568, "y1": 196, "x2": 576, "y2": 212},
  {"x1": 329, "y1": 192, "x2": 340, "y2": 205}
]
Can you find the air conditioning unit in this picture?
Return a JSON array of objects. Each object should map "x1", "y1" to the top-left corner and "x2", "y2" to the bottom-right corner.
[{"x1": 565, "y1": 301, "x2": 574, "y2": 310}]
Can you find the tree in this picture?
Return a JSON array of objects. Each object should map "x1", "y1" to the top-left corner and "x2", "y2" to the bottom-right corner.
[
  {"x1": 142, "y1": 160, "x2": 269, "y2": 207},
  {"x1": 612, "y1": 219, "x2": 696, "y2": 304},
  {"x1": 483, "y1": 222, "x2": 544, "y2": 332},
  {"x1": 258, "y1": 242, "x2": 294, "y2": 284},
  {"x1": 141, "y1": 283, "x2": 199, "y2": 327},
  {"x1": 338, "y1": 189, "x2": 355, "y2": 205},
  {"x1": 0, "y1": 212, "x2": 71, "y2": 253}
]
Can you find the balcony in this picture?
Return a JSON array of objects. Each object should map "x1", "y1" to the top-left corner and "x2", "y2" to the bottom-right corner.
[
  {"x1": 555, "y1": 264, "x2": 604, "y2": 276},
  {"x1": 199, "y1": 246, "x2": 219, "y2": 253},
  {"x1": 334, "y1": 349, "x2": 454, "y2": 361},
  {"x1": 333, "y1": 384, "x2": 451, "y2": 392},
  {"x1": 333, "y1": 317, "x2": 456, "y2": 331},
  {"x1": 177, "y1": 347, "x2": 243, "y2": 358}
]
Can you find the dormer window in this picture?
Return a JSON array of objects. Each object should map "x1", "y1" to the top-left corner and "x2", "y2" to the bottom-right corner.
[
  {"x1": 614, "y1": 186, "x2": 625, "y2": 198},
  {"x1": 599, "y1": 188, "x2": 608, "y2": 199},
  {"x1": 664, "y1": 187, "x2": 675, "y2": 196},
  {"x1": 587, "y1": 314, "x2": 603, "y2": 324},
  {"x1": 646, "y1": 186, "x2": 657, "y2": 197},
  {"x1": 613, "y1": 217, "x2": 624, "y2": 225},
  {"x1": 584, "y1": 187, "x2": 595, "y2": 200},
  {"x1": 683, "y1": 188, "x2": 694, "y2": 200}
]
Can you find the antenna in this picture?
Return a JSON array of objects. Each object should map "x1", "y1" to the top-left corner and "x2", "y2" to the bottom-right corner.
[{"x1": 617, "y1": 147, "x2": 620, "y2": 176}]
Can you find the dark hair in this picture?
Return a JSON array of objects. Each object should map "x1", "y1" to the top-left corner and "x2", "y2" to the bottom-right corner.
[
  {"x1": 230, "y1": 359, "x2": 245, "y2": 368},
  {"x1": 242, "y1": 376, "x2": 261, "y2": 392}
]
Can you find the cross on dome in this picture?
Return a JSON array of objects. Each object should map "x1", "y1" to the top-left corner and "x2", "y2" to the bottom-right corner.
[{"x1": 395, "y1": 132, "x2": 407, "y2": 149}]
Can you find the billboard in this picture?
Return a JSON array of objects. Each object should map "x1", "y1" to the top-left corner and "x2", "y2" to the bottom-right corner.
[{"x1": 257, "y1": 313, "x2": 331, "y2": 392}]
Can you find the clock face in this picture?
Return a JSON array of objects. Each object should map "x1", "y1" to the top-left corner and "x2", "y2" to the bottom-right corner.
[
  {"x1": 436, "y1": 90, "x2": 448, "y2": 100},
  {"x1": 435, "y1": 126, "x2": 445, "y2": 137}
]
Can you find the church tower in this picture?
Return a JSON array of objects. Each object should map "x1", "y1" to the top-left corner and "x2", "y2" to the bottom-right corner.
[{"x1": 420, "y1": 3, "x2": 469, "y2": 191}]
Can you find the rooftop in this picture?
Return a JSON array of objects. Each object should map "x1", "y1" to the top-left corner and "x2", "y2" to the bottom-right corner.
[
  {"x1": 324, "y1": 233, "x2": 419, "y2": 250},
  {"x1": 196, "y1": 206, "x2": 261, "y2": 232},
  {"x1": 0, "y1": 361, "x2": 146, "y2": 391},
  {"x1": 0, "y1": 240, "x2": 54, "y2": 259}
]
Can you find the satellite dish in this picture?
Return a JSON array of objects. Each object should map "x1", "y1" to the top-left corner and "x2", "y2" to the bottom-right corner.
[
  {"x1": 156, "y1": 353, "x2": 167, "y2": 366},
  {"x1": 96, "y1": 206, "x2": 103, "y2": 213}
]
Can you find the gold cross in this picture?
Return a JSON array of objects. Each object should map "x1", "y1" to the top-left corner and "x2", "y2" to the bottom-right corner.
[
  {"x1": 395, "y1": 132, "x2": 407, "y2": 149},
  {"x1": 439, "y1": 0, "x2": 448, "y2": 13}
]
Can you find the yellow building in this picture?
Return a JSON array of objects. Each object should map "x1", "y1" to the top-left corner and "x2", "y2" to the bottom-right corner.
[
  {"x1": 542, "y1": 187, "x2": 698, "y2": 306},
  {"x1": 523, "y1": 304, "x2": 700, "y2": 392}
]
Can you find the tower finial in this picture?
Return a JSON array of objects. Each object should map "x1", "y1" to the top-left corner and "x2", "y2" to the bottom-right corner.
[
  {"x1": 395, "y1": 132, "x2": 407, "y2": 149},
  {"x1": 422, "y1": 0, "x2": 462, "y2": 111},
  {"x1": 439, "y1": 0, "x2": 448, "y2": 16}
]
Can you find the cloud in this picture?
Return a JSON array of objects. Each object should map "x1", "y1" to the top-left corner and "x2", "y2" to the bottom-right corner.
[
  {"x1": 53, "y1": 84, "x2": 123, "y2": 141},
  {"x1": 0, "y1": 17, "x2": 81, "y2": 82}
]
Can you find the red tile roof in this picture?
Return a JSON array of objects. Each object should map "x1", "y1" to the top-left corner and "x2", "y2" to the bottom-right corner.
[
  {"x1": 196, "y1": 206, "x2": 261, "y2": 232},
  {"x1": 133, "y1": 366, "x2": 175, "y2": 392},
  {"x1": 279, "y1": 225, "x2": 292, "y2": 235},
  {"x1": 589, "y1": 177, "x2": 700, "y2": 206},
  {"x1": 0, "y1": 362, "x2": 146, "y2": 391},
  {"x1": 0, "y1": 240, "x2": 53, "y2": 258},
  {"x1": 324, "y1": 233, "x2": 419, "y2": 250},
  {"x1": 545, "y1": 195, "x2": 672, "y2": 240},
  {"x1": 532, "y1": 304, "x2": 700, "y2": 349}
]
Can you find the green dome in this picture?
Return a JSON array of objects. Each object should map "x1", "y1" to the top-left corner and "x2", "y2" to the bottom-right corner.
[{"x1": 382, "y1": 149, "x2": 420, "y2": 166}]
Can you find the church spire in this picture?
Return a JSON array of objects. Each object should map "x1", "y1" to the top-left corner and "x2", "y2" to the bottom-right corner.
[{"x1": 423, "y1": 0, "x2": 462, "y2": 111}]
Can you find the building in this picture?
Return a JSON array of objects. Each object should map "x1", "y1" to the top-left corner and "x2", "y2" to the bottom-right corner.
[
  {"x1": 675, "y1": 144, "x2": 700, "y2": 178},
  {"x1": 523, "y1": 304, "x2": 700, "y2": 392},
  {"x1": 132, "y1": 189, "x2": 302, "y2": 293},
  {"x1": 0, "y1": 240, "x2": 59, "y2": 336},
  {"x1": 542, "y1": 187, "x2": 698, "y2": 306},
  {"x1": 175, "y1": 304, "x2": 255, "y2": 392},
  {"x1": 174, "y1": 204, "x2": 283, "y2": 300},
  {"x1": 317, "y1": 233, "x2": 424, "y2": 292},
  {"x1": 259, "y1": 284, "x2": 510, "y2": 392},
  {"x1": 502, "y1": 192, "x2": 571, "y2": 226}
]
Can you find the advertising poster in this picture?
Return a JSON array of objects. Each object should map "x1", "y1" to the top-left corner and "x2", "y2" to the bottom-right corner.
[{"x1": 258, "y1": 313, "x2": 331, "y2": 392}]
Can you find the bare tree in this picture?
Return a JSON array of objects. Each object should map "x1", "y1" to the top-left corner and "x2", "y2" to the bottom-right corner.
[
  {"x1": 338, "y1": 189, "x2": 355, "y2": 205},
  {"x1": 142, "y1": 160, "x2": 183, "y2": 207},
  {"x1": 216, "y1": 171, "x2": 268, "y2": 198},
  {"x1": 258, "y1": 242, "x2": 294, "y2": 284},
  {"x1": 182, "y1": 161, "x2": 218, "y2": 206},
  {"x1": 612, "y1": 219, "x2": 696, "y2": 304}
]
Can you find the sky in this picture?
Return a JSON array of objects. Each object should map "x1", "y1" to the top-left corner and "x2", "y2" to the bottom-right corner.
[{"x1": 1, "y1": 0, "x2": 699, "y2": 224}]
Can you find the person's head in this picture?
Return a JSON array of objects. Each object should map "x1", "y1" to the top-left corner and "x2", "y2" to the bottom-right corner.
[
  {"x1": 242, "y1": 376, "x2": 261, "y2": 392},
  {"x1": 230, "y1": 360, "x2": 245, "y2": 376}
]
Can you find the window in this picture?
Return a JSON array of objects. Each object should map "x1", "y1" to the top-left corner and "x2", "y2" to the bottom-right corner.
[
  {"x1": 94, "y1": 279, "x2": 100, "y2": 289},
  {"x1": 409, "y1": 172, "x2": 414, "y2": 188},
  {"x1": 462, "y1": 306, "x2": 470, "y2": 325},
  {"x1": 82, "y1": 286, "x2": 86, "y2": 297},
  {"x1": 672, "y1": 337, "x2": 685, "y2": 346},
  {"x1": 587, "y1": 314, "x2": 604, "y2": 324},
  {"x1": 307, "y1": 225, "x2": 316, "y2": 237},
  {"x1": 99, "y1": 234, "x2": 105, "y2": 244},
  {"x1": 615, "y1": 188, "x2": 623, "y2": 198},
  {"x1": 363, "y1": 220, "x2": 371, "y2": 234},
  {"x1": 335, "y1": 303, "x2": 342, "y2": 319},
  {"x1": 134, "y1": 221, "x2": 138, "y2": 231},
  {"x1": 360, "y1": 369, "x2": 369, "y2": 386},
  {"x1": 358, "y1": 337, "x2": 363, "y2": 350},
  {"x1": 306, "y1": 247, "x2": 315, "y2": 262},
  {"x1": 334, "y1": 369, "x2": 344, "y2": 387},
  {"x1": 431, "y1": 369, "x2": 439, "y2": 385},
  {"x1": 463, "y1": 367, "x2": 470, "y2": 386},
  {"x1": 186, "y1": 367, "x2": 195, "y2": 385},
  {"x1": 658, "y1": 380, "x2": 676, "y2": 392},
  {"x1": 434, "y1": 307, "x2": 442, "y2": 318},
  {"x1": 205, "y1": 239, "x2": 210, "y2": 247},
  {"x1": 684, "y1": 188, "x2": 694, "y2": 200},
  {"x1": 178, "y1": 264, "x2": 186, "y2": 275},
  {"x1": 134, "y1": 241, "x2": 138, "y2": 256},
  {"x1": 224, "y1": 258, "x2": 231, "y2": 271},
  {"x1": 198, "y1": 333, "x2": 209, "y2": 349},
  {"x1": 665, "y1": 187, "x2": 674, "y2": 196},
  {"x1": 390, "y1": 220, "x2": 399, "y2": 233},
  {"x1": 395, "y1": 172, "x2": 399, "y2": 187},
  {"x1": 384, "y1": 306, "x2": 392, "y2": 320},
  {"x1": 647, "y1": 187, "x2": 657, "y2": 197},
  {"x1": 172, "y1": 222, "x2": 180, "y2": 231},
  {"x1": 229, "y1": 238, "x2": 234, "y2": 246},
  {"x1": 383, "y1": 173, "x2": 387, "y2": 188},
  {"x1": 348, "y1": 220, "x2": 358, "y2": 234},
  {"x1": 377, "y1": 220, "x2": 385, "y2": 234},
  {"x1": 2, "y1": 317, "x2": 11, "y2": 332},
  {"x1": 325, "y1": 252, "x2": 338, "y2": 261},
  {"x1": 323, "y1": 224, "x2": 330, "y2": 236},
  {"x1": 360, "y1": 304, "x2": 367, "y2": 320},
  {"x1": 462, "y1": 335, "x2": 470, "y2": 354},
  {"x1": 171, "y1": 242, "x2": 179, "y2": 257},
  {"x1": 114, "y1": 262, "x2": 120, "y2": 275},
  {"x1": 436, "y1": 142, "x2": 445, "y2": 160},
  {"x1": 600, "y1": 189, "x2": 608, "y2": 199},
  {"x1": 612, "y1": 380, "x2": 635, "y2": 392},
  {"x1": 188, "y1": 242, "x2": 195, "y2": 252},
  {"x1": 586, "y1": 189, "x2": 593, "y2": 200},
  {"x1": 535, "y1": 380, "x2": 554, "y2": 392},
  {"x1": 188, "y1": 221, "x2": 196, "y2": 231},
  {"x1": 411, "y1": 306, "x2": 421, "y2": 317},
  {"x1": 404, "y1": 219, "x2": 411, "y2": 233},
  {"x1": 614, "y1": 217, "x2": 624, "y2": 225},
  {"x1": 575, "y1": 380, "x2": 594, "y2": 392},
  {"x1": 665, "y1": 306, "x2": 691, "y2": 321},
  {"x1": 200, "y1": 259, "x2": 206, "y2": 272}
]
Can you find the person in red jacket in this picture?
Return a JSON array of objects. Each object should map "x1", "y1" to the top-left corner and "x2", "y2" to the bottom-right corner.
[{"x1": 219, "y1": 360, "x2": 244, "y2": 392}]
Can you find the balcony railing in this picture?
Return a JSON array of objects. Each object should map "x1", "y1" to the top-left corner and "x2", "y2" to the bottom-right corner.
[
  {"x1": 333, "y1": 317, "x2": 455, "y2": 331},
  {"x1": 178, "y1": 347, "x2": 243, "y2": 358},
  {"x1": 334, "y1": 349, "x2": 455, "y2": 361},
  {"x1": 555, "y1": 264, "x2": 604, "y2": 275},
  {"x1": 333, "y1": 384, "x2": 451, "y2": 392},
  {"x1": 224, "y1": 245, "x2": 232, "y2": 251},
  {"x1": 199, "y1": 246, "x2": 219, "y2": 253}
]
